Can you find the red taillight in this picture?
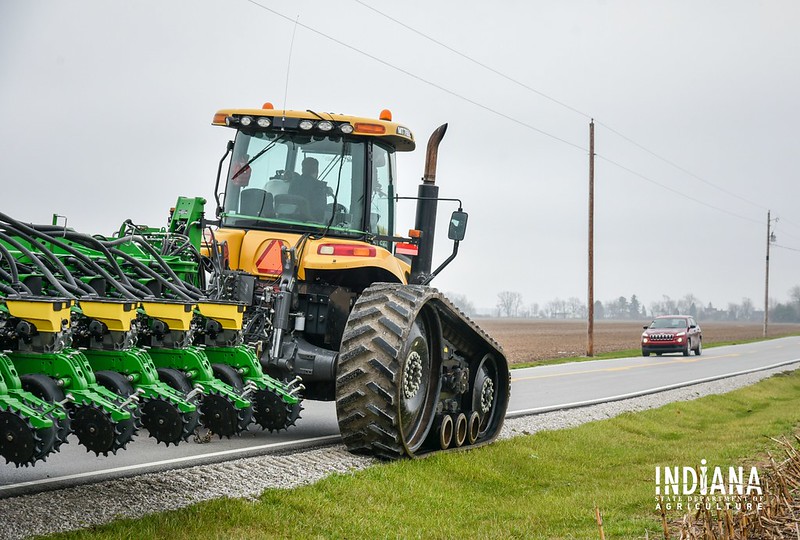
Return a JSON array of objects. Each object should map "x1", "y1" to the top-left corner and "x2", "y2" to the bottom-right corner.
[
  {"x1": 395, "y1": 243, "x2": 418, "y2": 256},
  {"x1": 317, "y1": 244, "x2": 376, "y2": 257}
]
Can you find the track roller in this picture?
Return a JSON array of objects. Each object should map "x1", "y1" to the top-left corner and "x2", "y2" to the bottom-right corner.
[
  {"x1": 438, "y1": 414, "x2": 453, "y2": 450},
  {"x1": 467, "y1": 411, "x2": 480, "y2": 445},
  {"x1": 453, "y1": 412, "x2": 468, "y2": 448}
]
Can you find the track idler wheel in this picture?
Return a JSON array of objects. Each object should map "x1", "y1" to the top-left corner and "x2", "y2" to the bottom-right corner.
[
  {"x1": 0, "y1": 410, "x2": 57, "y2": 467},
  {"x1": 72, "y1": 405, "x2": 136, "y2": 456},
  {"x1": 471, "y1": 354, "x2": 503, "y2": 440},
  {"x1": 140, "y1": 398, "x2": 193, "y2": 446},
  {"x1": 252, "y1": 389, "x2": 302, "y2": 432}
]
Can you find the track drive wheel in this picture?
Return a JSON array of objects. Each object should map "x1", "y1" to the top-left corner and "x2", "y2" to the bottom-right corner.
[
  {"x1": 20, "y1": 373, "x2": 71, "y2": 451},
  {"x1": 0, "y1": 410, "x2": 57, "y2": 467},
  {"x1": 336, "y1": 286, "x2": 442, "y2": 459}
]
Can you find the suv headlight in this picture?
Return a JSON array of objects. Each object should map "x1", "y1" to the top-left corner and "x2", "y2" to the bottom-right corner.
[{"x1": 676, "y1": 331, "x2": 686, "y2": 337}]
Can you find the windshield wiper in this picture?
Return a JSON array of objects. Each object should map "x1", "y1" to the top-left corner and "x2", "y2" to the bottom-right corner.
[{"x1": 231, "y1": 134, "x2": 286, "y2": 182}]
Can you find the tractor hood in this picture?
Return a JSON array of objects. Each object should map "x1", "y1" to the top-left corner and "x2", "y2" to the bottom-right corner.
[{"x1": 209, "y1": 228, "x2": 410, "y2": 283}]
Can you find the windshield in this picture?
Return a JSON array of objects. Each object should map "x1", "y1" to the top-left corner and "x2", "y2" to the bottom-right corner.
[
  {"x1": 221, "y1": 132, "x2": 370, "y2": 237},
  {"x1": 649, "y1": 318, "x2": 688, "y2": 329}
]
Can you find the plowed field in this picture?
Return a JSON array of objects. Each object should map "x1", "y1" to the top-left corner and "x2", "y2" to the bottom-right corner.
[{"x1": 476, "y1": 319, "x2": 800, "y2": 364}]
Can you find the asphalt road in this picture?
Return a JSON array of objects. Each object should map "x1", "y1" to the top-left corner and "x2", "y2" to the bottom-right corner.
[{"x1": 2, "y1": 336, "x2": 798, "y2": 498}]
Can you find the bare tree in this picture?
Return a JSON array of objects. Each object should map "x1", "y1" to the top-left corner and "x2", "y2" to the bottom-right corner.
[
  {"x1": 566, "y1": 297, "x2": 587, "y2": 319},
  {"x1": 446, "y1": 292, "x2": 476, "y2": 317},
  {"x1": 496, "y1": 291, "x2": 523, "y2": 318},
  {"x1": 739, "y1": 297, "x2": 755, "y2": 320}
]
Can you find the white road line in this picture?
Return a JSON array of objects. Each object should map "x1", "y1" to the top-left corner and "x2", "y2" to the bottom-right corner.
[
  {"x1": 4, "y1": 353, "x2": 798, "y2": 495},
  {"x1": 0, "y1": 434, "x2": 341, "y2": 493},
  {"x1": 506, "y1": 358, "x2": 800, "y2": 418}
]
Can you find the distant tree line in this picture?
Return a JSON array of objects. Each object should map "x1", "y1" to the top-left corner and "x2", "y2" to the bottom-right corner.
[{"x1": 447, "y1": 286, "x2": 800, "y2": 322}]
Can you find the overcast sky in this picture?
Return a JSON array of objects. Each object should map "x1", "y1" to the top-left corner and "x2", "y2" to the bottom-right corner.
[{"x1": 1, "y1": 1, "x2": 798, "y2": 314}]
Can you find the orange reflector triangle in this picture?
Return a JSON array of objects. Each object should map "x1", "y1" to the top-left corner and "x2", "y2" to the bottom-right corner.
[{"x1": 255, "y1": 239, "x2": 286, "y2": 275}]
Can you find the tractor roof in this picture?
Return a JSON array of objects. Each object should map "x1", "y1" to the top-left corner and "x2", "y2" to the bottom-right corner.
[{"x1": 212, "y1": 106, "x2": 416, "y2": 152}]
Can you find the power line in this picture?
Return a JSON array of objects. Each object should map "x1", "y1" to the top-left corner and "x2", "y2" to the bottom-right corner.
[
  {"x1": 354, "y1": 1, "x2": 783, "y2": 218},
  {"x1": 773, "y1": 244, "x2": 800, "y2": 253},
  {"x1": 597, "y1": 154, "x2": 763, "y2": 226},
  {"x1": 353, "y1": 0, "x2": 594, "y2": 121},
  {"x1": 241, "y1": 0, "x2": 587, "y2": 152},
  {"x1": 245, "y1": 0, "x2": 781, "y2": 228}
]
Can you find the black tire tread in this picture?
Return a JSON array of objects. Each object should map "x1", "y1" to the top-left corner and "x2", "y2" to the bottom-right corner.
[{"x1": 335, "y1": 283, "x2": 509, "y2": 459}]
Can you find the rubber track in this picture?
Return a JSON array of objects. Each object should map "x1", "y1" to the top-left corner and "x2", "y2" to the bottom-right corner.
[{"x1": 334, "y1": 283, "x2": 509, "y2": 459}]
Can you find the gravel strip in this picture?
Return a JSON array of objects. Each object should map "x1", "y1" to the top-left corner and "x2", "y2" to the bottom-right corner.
[{"x1": 1, "y1": 363, "x2": 797, "y2": 540}]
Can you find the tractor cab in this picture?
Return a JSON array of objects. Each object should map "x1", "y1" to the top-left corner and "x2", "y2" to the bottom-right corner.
[{"x1": 213, "y1": 106, "x2": 415, "y2": 247}]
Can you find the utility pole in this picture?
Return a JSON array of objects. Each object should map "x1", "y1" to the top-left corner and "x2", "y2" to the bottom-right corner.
[
  {"x1": 587, "y1": 120, "x2": 595, "y2": 356},
  {"x1": 763, "y1": 211, "x2": 777, "y2": 337}
]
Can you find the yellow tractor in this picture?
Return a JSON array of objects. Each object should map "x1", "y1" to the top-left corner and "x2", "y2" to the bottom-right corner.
[{"x1": 204, "y1": 104, "x2": 509, "y2": 458}]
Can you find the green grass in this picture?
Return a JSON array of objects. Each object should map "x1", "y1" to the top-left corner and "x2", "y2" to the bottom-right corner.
[
  {"x1": 46, "y1": 369, "x2": 800, "y2": 540},
  {"x1": 512, "y1": 333, "x2": 800, "y2": 369}
]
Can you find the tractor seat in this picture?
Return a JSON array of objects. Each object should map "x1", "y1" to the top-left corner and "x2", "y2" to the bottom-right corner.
[
  {"x1": 274, "y1": 194, "x2": 311, "y2": 221},
  {"x1": 239, "y1": 188, "x2": 274, "y2": 218}
]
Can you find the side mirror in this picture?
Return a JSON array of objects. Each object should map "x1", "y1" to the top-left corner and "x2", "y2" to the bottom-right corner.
[
  {"x1": 643, "y1": 325, "x2": 648, "y2": 330},
  {"x1": 448, "y1": 211, "x2": 468, "y2": 241},
  {"x1": 689, "y1": 324, "x2": 696, "y2": 329}
]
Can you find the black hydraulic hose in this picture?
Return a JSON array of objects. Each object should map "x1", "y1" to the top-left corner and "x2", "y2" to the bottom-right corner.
[
  {"x1": 0, "y1": 243, "x2": 30, "y2": 293},
  {"x1": 119, "y1": 235, "x2": 204, "y2": 296},
  {"x1": 64, "y1": 255, "x2": 152, "y2": 297},
  {"x1": 0, "y1": 223, "x2": 83, "y2": 291},
  {"x1": 0, "y1": 267, "x2": 31, "y2": 294},
  {"x1": 0, "y1": 242, "x2": 20, "y2": 283},
  {"x1": 109, "y1": 248, "x2": 197, "y2": 301},
  {"x1": 0, "y1": 231, "x2": 75, "y2": 298},
  {"x1": 33, "y1": 223, "x2": 203, "y2": 300},
  {"x1": 98, "y1": 235, "x2": 201, "y2": 297},
  {"x1": 27, "y1": 225, "x2": 141, "y2": 293},
  {"x1": 0, "y1": 282, "x2": 19, "y2": 295},
  {"x1": 4, "y1": 222, "x2": 138, "y2": 300},
  {"x1": 10, "y1": 221, "x2": 149, "y2": 300}
]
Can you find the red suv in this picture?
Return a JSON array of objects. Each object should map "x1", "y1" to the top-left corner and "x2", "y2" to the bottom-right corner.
[{"x1": 641, "y1": 315, "x2": 702, "y2": 357}]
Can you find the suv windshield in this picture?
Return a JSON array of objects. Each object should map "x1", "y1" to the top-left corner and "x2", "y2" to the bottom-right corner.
[
  {"x1": 221, "y1": 132, "x2": 370, "y2": 237},
  {"x1": 649, "y1": 318, "x2": 688, "y2": 329}
]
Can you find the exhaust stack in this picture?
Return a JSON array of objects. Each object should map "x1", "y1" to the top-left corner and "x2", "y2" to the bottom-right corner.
[{"x1": 410, "y1": 123, "x2": 447, "y2": 284}]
